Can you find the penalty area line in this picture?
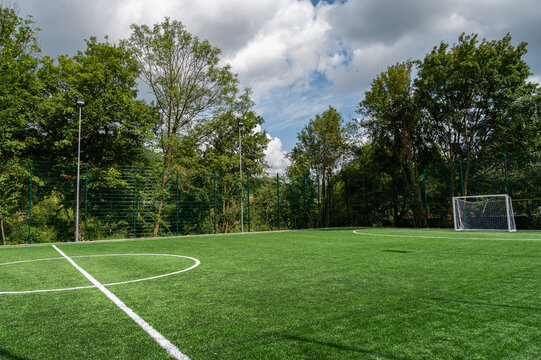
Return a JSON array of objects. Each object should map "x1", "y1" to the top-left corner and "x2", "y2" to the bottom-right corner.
[{"x1": 51, "y1": 245, "x2": 190, "y2": 360}]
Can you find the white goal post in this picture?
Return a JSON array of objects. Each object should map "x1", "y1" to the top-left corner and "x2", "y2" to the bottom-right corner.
[{"x1": 452, "y1": 194, "x2": 516, "y2": 232}]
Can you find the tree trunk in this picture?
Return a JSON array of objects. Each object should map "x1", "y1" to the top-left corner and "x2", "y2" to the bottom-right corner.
[
  {"x1": 1, "y1": 217, "x2": 6, "y2": 245},
  {"x1": 464, "y1": 157, "x2": 472, "y2": 196},
  {"x1": 326, "y1": 174, "x2": 331, "y2": 227},
  {"x1": 409, "y1": 167, "x2": 426, "y2": 228},
  {"x1": 415, "y1": 183, "x2": 425, "y2": 227},
  {"x1": 391, "y1": 172, "x2": 398, "y2": 227},
  {"x1": 109, "y1": 198, "x2": 113, "y2": 236}
]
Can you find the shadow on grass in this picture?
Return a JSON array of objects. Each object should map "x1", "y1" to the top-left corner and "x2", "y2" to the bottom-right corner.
[
  {"x1": 430, "y1": 297, "x2": 541, "y2": 311},
  {"x1": 278, "y1": 334, "x2": 410, "y2": 360},
  {"x1": 0, "y1": 348, "x2": 28, "y2": 360},
  {"x1": 382, "y1": 249, "x2": 412, "y2": 254}
]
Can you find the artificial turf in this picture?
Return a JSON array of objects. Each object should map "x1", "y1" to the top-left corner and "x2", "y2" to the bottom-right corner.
[{"x1": 2, "y1": 228, "x2": 541, "y2": 359}]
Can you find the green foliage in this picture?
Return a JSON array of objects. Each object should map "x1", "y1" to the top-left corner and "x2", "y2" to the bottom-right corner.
[
  {"x1": 415, "y1": 33, "x2": 540, "y2": 194},
  {"x1": 0, "y1": 160, "x2": 29, "y2": 244},
  {"x1": 122, "y1": 18, "x2": 240, "y2": 158},
  {"x1": 359, "y1": 61, "x2": 420, "y2": 166},
  {"x1": 0, "y1": 5, "x2": 41, "y2": 158},
  {"x1": 288, "y1": 106, "x2": 351, "y2": 227},
  {"x1": 36, "y1": 37, "x2": 156, "y2": 165},
  {"x1": 123, "y1": 18, "x2": 251, "y2": 235},
  {"x1": 358, "y1": 62, "x2": 428, "y2": 227}
]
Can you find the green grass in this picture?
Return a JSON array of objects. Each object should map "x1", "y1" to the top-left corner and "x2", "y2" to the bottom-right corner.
[{"x1": 2, "y1": 228, "x2": 541, "y2": 359}]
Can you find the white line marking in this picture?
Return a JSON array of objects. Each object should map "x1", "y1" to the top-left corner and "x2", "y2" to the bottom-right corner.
[
  {"x1": 52, "y1": 245, "x2": 190, "y2": 360},
  {"x1": 353, "y1": 230, "x2": 541, "y2": 241},
  {"x1": 0, "y1": 254, "x2": 200, "y2": 294}
]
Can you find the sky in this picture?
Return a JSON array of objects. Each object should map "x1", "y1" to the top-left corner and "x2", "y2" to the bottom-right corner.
[{"x1": 16, "y1": 0, "x2": 541, "y2": 174}]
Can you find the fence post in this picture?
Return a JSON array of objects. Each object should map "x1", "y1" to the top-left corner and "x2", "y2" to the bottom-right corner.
[
  {"x1": 423, "y1": 168, "x2": 429, "y2": 228},
  {"x1": 27, "y1": 160, "x2": 33, "y2": 244},
  {"x1": 133, "y1": 166, "x2": 137, "y2": 239},
  {"x1": 176, "y1": 169, "x2": 179, "y2": 236},
  {"x1": 213, "y1": 170, "x2": 217, "y2": 234},
  {"x1": 247, "y1": 172, "x2": 251, "y2": 232},
  {"x1": 84, "y1": 163, "x2": 88, "y2": 241},
  {"x1": 501, "y1": 152, "x2": 510, "y2": 195},
  {"x1": 277, "y1": 173, "x2": 281, "y2": 231}
]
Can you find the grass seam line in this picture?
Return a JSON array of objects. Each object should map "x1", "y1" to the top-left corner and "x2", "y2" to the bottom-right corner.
[
  {"x1": 352, "y1": 230, "x2": 541, "y2": 241},
  {"x1": 51, "y1": 245, "x2": 190, "y2": 360}
]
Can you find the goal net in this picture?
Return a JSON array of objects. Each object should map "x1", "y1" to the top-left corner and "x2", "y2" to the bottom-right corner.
[{"x1": 452, "y1": 194, "x2": 516, "y2": 232}]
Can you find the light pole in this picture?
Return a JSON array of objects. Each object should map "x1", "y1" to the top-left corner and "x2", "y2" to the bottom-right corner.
[
  {"x1": 239, "y1": 120, "x2": 244, "y2": 232},
  {"x1": 75, "y1": 97, "x2": 84, "y2": 242}
]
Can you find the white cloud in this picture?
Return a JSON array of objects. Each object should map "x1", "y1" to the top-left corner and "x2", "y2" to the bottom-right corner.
[
  {"x1": 225, "y1": 0, "x2": 332, "y2": 94},
  {"x1": 529, "y1": 75, "x2": 541, "y2": 85},
  {"x1": 264, "y1": 134, "x2": 291, "y2": 175},
  {"x1": 18, "y1": 0, "x2": 541, "y2": 153}
]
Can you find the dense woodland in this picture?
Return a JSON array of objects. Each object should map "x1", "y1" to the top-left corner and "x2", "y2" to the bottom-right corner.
[{"x1": 1, "y1": 5, "x2": 540, "y2": 244}]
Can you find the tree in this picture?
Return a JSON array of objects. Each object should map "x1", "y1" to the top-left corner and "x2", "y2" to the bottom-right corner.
[
  {"x1": 0, "y1": 4, "x2": 41, "y2": 159},
  {"x1": 358, "y1": 61, "x2": 427, "y2": 227},
  {"x1": 415, "y1": 33, "x2": 540, "y2": 196},
  {"x1": 171, "y1": 90, "x2": 269, "y2": 233},
  {"x1": 0, "y1": 160, "x2": 29, "y2": 244},
  {"x1": 35, "y1": 37, "x2": 156, "y2": 240},
  {"x1": 123, "y1": 18, "x2": 240, "y2": 235},
  {"x1": 36, "y1": 37, "x2": 156, "y2": 164},
  {"x1": 288, "y1": 106, "x2": 350, "y2": 227}
]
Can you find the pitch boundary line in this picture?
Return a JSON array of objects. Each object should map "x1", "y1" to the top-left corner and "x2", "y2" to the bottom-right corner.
[
  {"x1": 0, "y1": 253, "x2": 200, "y2": 294},
  {"x1": 353, "y1": 230, "x2": 541, "y2": 241},
  {"x1": 52, "y1": 245, "x2": 190, "y2": 360}
]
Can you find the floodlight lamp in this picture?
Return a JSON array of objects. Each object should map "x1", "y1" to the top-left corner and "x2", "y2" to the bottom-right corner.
[
  {"x1": 238, "y1": 120, "x2": 244, "y2": 128},
  {"x1": 77, "y1": 97, "x2": 85, "y2": 106}
]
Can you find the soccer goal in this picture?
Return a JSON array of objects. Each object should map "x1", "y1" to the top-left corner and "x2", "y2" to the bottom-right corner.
[{"x1": 452, "y1": 194, "x2": 516, "y2": 232}]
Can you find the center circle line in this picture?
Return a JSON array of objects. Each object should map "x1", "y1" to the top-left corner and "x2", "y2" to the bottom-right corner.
[{"x1": 0, "y1": 253, "x2": 200, "y2": 294}]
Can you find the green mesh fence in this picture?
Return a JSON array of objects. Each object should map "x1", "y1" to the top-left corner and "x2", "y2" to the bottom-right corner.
[{"x1": 1, "y1": 153, "x2": 541, "y2": 244}]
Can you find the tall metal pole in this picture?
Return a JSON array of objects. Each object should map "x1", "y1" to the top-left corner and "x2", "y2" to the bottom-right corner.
[
  {"x1": 239, "y1": 121, "x2": 244, "y2": 232},
  {"x1": 75, "y1": 98, "x2": 84, "y2": 242},
  {"x1": 84, "y1": 163, "x2": 88, "y2": 241}
]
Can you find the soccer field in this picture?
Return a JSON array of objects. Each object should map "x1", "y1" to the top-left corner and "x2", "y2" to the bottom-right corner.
[{"x1": 2, "y1": 228, "x2": 541, "y2": 359}]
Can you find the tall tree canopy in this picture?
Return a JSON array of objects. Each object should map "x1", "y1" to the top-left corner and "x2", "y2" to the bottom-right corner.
[
  {"x1": 288, "y1": 106, "x2": 350, "y2": 227},
  {"x1": 123, "y1": 18, "x2": 247, "y2": 235},
  {"x1": 36, "y1": 37, "x2": 156, "y2": 165},
  {"x1": 415, "y1": 33, "x2": 540, "y2": 194},
  {"x1": 358, "y1": 61, "x2": 428, "y2": 226},
  {"x1": 0, "y1": 4, "x2": 41, "y2": 159}
]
